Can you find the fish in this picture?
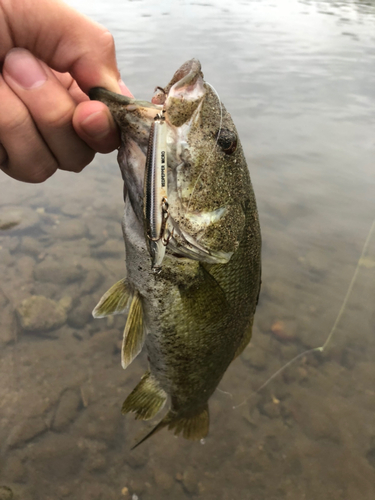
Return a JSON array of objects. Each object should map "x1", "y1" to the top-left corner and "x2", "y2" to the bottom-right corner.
[{"x1": 89, "y1": 59, "x2": 261, "y2": 447}]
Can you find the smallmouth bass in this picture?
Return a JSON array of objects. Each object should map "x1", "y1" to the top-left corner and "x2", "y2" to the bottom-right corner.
[{"x1": 89, "y1": 59, "x2": 261, "y2": 447}]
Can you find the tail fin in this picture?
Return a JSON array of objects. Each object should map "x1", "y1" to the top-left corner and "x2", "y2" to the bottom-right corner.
[{"x1": 131, "y1": 404, "x2": 209, "y2": 450}]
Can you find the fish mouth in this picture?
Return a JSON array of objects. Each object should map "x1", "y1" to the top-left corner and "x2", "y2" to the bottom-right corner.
[
  {"x1": 88, "y1": 87, "x2": 160, "y2": 111},
  {"x1": 151, "y1": 59, "x2": 204, "y2": 105}
]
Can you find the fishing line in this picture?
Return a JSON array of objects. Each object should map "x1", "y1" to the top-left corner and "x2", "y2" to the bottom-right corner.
[
  {"x1": 217, "y1": 387, "x2": 234, "y2": 399},
  {"x1": 232, "y1": 218, "x2": 375, "y2": 410},
  {"x1": 187, "y1": 82, "x2": 223, "y2": 212}
]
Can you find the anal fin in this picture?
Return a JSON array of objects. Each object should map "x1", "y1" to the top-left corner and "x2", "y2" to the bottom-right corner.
[
  {"x1": 121, "y1": 291, "x2": 145, "y2": 369},
  {"x1": 92, "y1": 278, "x2": 131, "y2": 318},
  {"x1": 122, "y1": 371, "x2": 167, "y2": 420}
]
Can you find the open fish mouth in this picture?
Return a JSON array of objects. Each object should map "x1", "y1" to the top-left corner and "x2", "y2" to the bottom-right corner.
[{"x1": 89, "y1": 59, "x2": 235, "y2": 270}]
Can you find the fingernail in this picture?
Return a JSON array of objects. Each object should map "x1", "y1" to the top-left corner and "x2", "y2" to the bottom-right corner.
[
  {"x1": 5, "y1": 48, "x2": 47, "y2": 90},
  {"x1": 81, "y1": 111, "x2": 111, "y2": 140},
  {"x1": 118, "y1": 79, "x2": 134, "y2": 98}
]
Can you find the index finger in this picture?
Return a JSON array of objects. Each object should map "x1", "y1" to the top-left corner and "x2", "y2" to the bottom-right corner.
[{"x1": 0, "y1": 0, "x2": 124, "y2": 94}]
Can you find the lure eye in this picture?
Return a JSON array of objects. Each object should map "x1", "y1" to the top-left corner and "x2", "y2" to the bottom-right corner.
[{"x1": 217, "y1": 128, "x2": 237, "y2": 155}]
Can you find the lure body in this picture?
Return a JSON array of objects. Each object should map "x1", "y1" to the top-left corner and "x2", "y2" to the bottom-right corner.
[{"x1": 143, "y1": 113, "x2": 169, "y2": 271}]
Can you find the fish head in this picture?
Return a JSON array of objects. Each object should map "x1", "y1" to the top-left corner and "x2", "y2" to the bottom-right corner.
[{"x1": 90, "y1": 59, "x2": 250, "y2": 263}]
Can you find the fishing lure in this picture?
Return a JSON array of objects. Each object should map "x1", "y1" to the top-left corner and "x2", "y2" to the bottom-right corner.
[{"x1": 143, "y1": 111, "x2": 171, "y2": 271}]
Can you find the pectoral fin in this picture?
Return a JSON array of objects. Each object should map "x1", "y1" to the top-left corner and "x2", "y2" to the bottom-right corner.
[
  {"x1": 121, "y1": 292, "x2": 145, "y2": 369},
  {"x1": 92, "y1": 278, "x2": 131, "y2": 318},
  {"x1": 122, "y1": 371, "x2": 167, "y2": 420}
]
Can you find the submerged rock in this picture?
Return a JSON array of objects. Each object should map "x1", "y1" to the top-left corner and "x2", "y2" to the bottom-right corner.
[
  {"x1": 0, "y1": 206, "x2": 39, "y2": 232},
  {"x1": 0, "y1": 307, "x2": 16, "y2": 346},
  {"x1": 0, "y1": 486, "x2": 13, "y2": 500},
  {"x1": 52, "y1": 389, "x2": 82, "y2": 431},
  {"x1": 17, "y1": 295, "x2": 67, "y2": 332},
  {"x1": 55, "y1": 220, "x2": 88, "y2": 240},
  {"x1": 34, "y1": 258, "x2": 85, "y2": 284},
  {"x1": 7, "y1": 416, "x2": 47, "y2": 448}
]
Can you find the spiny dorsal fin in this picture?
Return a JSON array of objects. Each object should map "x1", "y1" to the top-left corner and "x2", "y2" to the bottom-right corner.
[
  {"x1": 92, "y1": 278, "x2": 131, "y2": 318},
  {"x1": 122, "y1": 371, "x2": 167, "y2": 420},
  {"x1": 121, "y1": 291, "x2": 145, "y2": 369},
  {"x1": 131, "y1": 404, "x2": 209, "y2": 450}
]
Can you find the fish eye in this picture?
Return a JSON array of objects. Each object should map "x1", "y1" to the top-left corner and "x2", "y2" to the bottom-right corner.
[{"x1": 217, "y1": 128, "x2": 237, "y2": 155}]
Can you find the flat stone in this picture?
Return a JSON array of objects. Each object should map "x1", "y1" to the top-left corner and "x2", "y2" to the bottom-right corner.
[
  {"x1": 0, "y1": 236, "x2": 19, "y2": 252},
  {"x1": 52, "y1": 389, "x2": 82, "y2": 431},
  {"x1": 79, "y1": 269, "x2": 104, "y2": 295},
  {"x1": 28, "y1": 433, "x2": 85, "y2": 479},
  {"x1": 55, "y1": 220, "x2": 88, "y2": 240},
  {"x1": 60, "y1": 203, "x2": 84, "y2": 217},
  {"x1": 0, "y1": 248, "x2": 14, "y2": 266},
  {"x1": 1, "y1": 454, "x2": 27, "y2": 483},
  {"x1": 7, "y1": 416, "x2": 47, "y2": 448},
  {"x1": 91, "y1": 239, "x2": 124, "y2": 258},
  {"x1": 181, "y1": 466, "x2": 199, "y2": 495},
  {"x1": 0, "y1": 206, "x2": 39, "y2": 232},
  {"x1": 0, "y1": 306, "x2": 16, "y2": 346},
  {"x1": 0, "y1": 486, "x2": 13, "y2": 500},
  {"x1": 34, "y1": 258, "x2": 85, "y2": 284},
  {"x1": 17, "y1": 256, "x2": 35, "y2": 283},
  {"x1": 17, "y1": 295, "x2": 67, "y2": 332},
  {"x1": 67, "y1": 296, "x2": 94, "y2": 329},
  {"x1": 21, "y1": 236, "x2": 42, "y2": 257},
  {"x1": 153, "y1": 469, "x2": 174, "y2": 490}
]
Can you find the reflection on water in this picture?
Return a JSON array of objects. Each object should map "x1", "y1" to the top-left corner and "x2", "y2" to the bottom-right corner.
[{"x1": 1, "y1": 0, "x2": 375, "y2": 499}]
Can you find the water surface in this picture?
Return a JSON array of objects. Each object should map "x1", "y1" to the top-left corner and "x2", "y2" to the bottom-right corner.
[{"x1": 0, "y1": 1, "x2": 375, "y2": 499}]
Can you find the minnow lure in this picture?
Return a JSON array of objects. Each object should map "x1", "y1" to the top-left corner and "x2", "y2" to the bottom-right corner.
[{"x1": 143, "y1": 111, "x2": 170, "y2": 271}]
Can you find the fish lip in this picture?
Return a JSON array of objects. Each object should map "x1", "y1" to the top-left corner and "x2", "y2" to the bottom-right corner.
[
  {"x1": 89, "y1": 87, "x2": 134, "y2": 104},
  {"x1": 89, "y1": 87, "x2": 160, "y2": 110},
  {"x1": 168, "y1": 58, "x2": 202, "y2": 90},
  {"x1": 151, "y1": 59, "x2": 203, "y2": 104}
]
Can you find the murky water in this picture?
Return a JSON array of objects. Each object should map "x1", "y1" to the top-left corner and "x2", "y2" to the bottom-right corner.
[{"x1": 1, "y1": 0, "x2": 375, "y2": 499}]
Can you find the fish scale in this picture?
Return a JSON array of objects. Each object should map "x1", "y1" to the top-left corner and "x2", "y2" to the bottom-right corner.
[{"x1": 89, "y1": 58, "x2": 261, "y2": 447}]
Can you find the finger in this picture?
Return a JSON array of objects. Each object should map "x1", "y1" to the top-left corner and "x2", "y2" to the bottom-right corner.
[
  {"x1": 0, "y1": 0, "x2": 127, "y2": 95},
  {"x1": 73, "y1": 101, "x2": 121, "y2": 154},
  {"x1": 0, "y1": 74, "x2": 57, "y2": 183},
  {"x1": 3, "y1": 48, "x2": 95, "y2": 173},
  {"x1": 0, "y1": 143, "x2": 8, "y2": 168},
  {"x1": 52, "y1": 71, "x2": 90, "y2": 105}
]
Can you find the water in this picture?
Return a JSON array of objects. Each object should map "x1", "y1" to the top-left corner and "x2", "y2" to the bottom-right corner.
[{"x1": 0, "y1": 0, "x2": 375, "y2": 498}]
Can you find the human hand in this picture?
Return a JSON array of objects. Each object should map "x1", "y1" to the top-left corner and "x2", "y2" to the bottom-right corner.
[{"x1": 0, "y1": 0, "x2": 132, "y2": 183}]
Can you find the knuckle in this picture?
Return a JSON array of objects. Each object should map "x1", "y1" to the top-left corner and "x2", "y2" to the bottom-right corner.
[
  {"x1": 28, "y1": 170, "x2": 53, "y2": 184},
  {"x1": 99, "y1": 29, "x2": 116, "y2": 55},
  {"x1": 43, "y1": 105, "x2": 75, "y2": 130},
  {"x1": 0, "y1": 111, "x2": 30, "y2": 135},
  {"x1": 26, "y1": 163, "x2": 56, "y2": 183},
  {"x1": 73, "y1": 150, "x2": 95, "y2": 172},
  {"x1": 59, "y1": 148, "x2": 94, "y2": 173}
]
